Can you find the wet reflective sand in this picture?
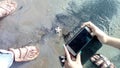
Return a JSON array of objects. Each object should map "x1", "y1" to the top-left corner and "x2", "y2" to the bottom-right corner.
[{"x1": 0, "y1": 0, "x2": 120, "y2": 68}]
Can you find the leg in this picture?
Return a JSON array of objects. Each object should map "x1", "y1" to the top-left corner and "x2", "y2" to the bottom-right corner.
[{"x1": 90, "y1": 54, "x2": 115, "y2": 68}]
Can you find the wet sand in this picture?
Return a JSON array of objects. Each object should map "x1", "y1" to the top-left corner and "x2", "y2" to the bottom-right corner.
[{"x1": 0, "y1": 0, "x2": 120, "y2": 68}]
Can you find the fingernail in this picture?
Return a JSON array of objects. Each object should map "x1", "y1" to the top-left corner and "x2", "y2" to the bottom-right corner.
[
  {"x1": 80, "y1": 51, "x2": 82, "y2": 54},
  {"x1": 81, "y1": 25, "x2": 83, "y2": 28},
  {"x1": 63, "y1": 44, "x2": 66, "y2": 47}
]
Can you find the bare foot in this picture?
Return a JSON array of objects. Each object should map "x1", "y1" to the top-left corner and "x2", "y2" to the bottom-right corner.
[
  {"x1": 90, "y1": 54, "x2": 115, "y2": 68},
  {"x1": 9, "y1": 46, "x2": 39, "y2": 62},
  {"x1": 0, "y1": 0, "x2": 17, "y2": 18}
]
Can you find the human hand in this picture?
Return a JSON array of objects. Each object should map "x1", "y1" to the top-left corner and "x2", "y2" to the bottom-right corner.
[
  {"x1": 81, "y1": 21, "x2": 109, "y2": 44},
  {"x1": 63, "y1": 45, "x2": 83, "y2": 68}
]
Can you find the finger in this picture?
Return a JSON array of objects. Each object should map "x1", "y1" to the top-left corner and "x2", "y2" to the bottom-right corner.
[
  {"x1": 81, "y1": 21, "x2": 91, "y2": 28},
  {"x1": 81, "y1": 21, "x2": 95, "y2": 36},
  {"x1": 63, "y1": 44, "x2": 72, "y2": 62},
  {"x1": 81, "y1": 21, "x2": 96, "y2": 29},
  {"x1": 82, "y1": 21, "x2": 99, "y2": 34},
  {"x1": 64, "y1": 61, "x2": 69, "y2": 68},
  {"x1": 90, "y1": 32, "x2": 95, "y2": 37},
  {"x1": 76, "y1": 53, "x2": 81, "y2": 63}
]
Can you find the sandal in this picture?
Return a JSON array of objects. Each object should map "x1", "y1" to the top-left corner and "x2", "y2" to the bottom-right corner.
[
  {"x1": 0, "y1": 0, "x2": 17, "y2": 18},
  {"x1": 90, "y1": 54, "x2": 115, "y2": 68},
  {"x1": 9, "y1": 46, "x2": 39, "y2": 62}
]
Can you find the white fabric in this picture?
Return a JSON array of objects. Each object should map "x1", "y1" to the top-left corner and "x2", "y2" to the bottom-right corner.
[{"x1": 0, "y1": 49, "x2": 14, "y2": 68}]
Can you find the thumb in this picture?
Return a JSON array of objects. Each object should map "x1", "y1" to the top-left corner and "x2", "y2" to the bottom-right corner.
[
  {"x1": 76, "y1": 52, "x2": 82, "y2": 64},
  {"x1": 63, "y1": 44, "x2": 72, "y2": 62},
  {"x1": 76, "y1": 53, "x2": 80, "y2": 63}
]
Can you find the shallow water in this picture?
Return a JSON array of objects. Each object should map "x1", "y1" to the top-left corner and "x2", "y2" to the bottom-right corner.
[{"x1": 0, "y1": 0, "x2": 120, "y2": 68}]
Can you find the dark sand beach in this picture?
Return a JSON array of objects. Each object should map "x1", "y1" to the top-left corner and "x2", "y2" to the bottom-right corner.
[{"x1": 0, "y1": 0, "x2": 120, "y2": 68}]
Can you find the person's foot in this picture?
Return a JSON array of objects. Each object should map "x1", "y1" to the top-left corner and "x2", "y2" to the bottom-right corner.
[
  {"x1": 90, "y1": 54, "x2": 115, "y2": 68},
  {"x1": 0, "y1": 0, "x2": 17, "y2": 18},
  {"x1": 9, "y1": 46, "x2": 39, "y2": 62}
]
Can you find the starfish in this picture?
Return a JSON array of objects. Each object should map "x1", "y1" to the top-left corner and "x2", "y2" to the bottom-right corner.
[{"x1": 55, "y1": 26, "x2": 62, "y2": 33}]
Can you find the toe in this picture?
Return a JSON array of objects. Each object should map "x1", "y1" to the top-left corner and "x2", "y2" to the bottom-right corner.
[
  {"x1": 91, "y1": 54, "x2": 101, "y2": 62},
  {"x1": 95, "y1": 59, "x2": 104, "y2": 66}
]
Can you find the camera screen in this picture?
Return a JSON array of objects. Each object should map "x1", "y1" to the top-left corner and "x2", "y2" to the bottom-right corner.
[{"x1": 68, "y1": 28, "x2": 92, "y2": 53}]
